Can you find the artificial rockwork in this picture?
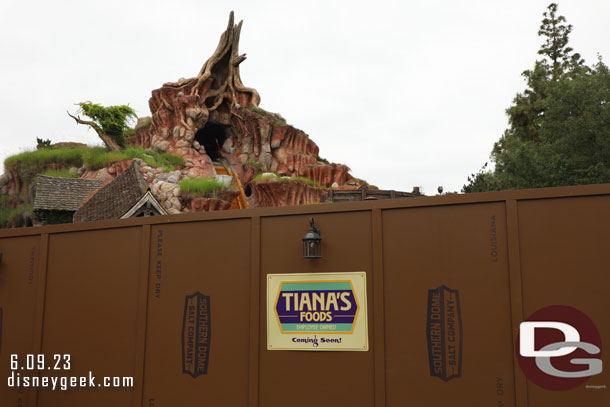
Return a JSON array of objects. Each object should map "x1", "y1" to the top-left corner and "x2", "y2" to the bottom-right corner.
[
  {"x1": 250, "y1": 180, "x2": 327, "y2": 207},
  {"x1": 0, "y1": 12, "x2": 366, "y2": 228},
  {"x1": 127, "y1": 12, "x2": 352, "y2": 210}
]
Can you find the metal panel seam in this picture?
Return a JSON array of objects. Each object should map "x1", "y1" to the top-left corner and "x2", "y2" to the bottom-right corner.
[
  {"x1": 249, "y1": 216, "x2": 261, "y2": 407},
  {"x1": 506, "y1": 199, "x2": 528, "y2": 407},
  {"x1": 33, "y1": 233, "x2": 48, "y2": 407},
  {"x1": 136, "y1": 225, "x2": 152, "y2": 407},
  {"x1": 372, "y1": 209, "x2": 386, "y2": 407}
]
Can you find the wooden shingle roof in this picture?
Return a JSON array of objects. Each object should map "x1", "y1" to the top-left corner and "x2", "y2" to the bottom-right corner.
[
  {"x1": 34, "y1": 176, "x2": 105, "y2": 211},
  {"x1": 73, "y1": 161, "x2": 151, "y2": 223}
]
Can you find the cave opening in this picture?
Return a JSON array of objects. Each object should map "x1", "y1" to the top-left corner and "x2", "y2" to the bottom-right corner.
[{"x1": 195, "y1": 123, "x2": 228, "y2": 162}]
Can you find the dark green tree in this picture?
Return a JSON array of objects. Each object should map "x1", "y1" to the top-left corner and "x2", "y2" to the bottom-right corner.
[
  {"x1": 538, "y1": 3, "x2": 584, "y2": 80},
  {"x1": 36, "y1": 138, "x2": 52, "y2": 149},
  {"x1": 67, "y1": 102, "x2": 136, "y2": 152},
  {"x1": 464, "y1": 3, "x2": 610, "y2": 193}
]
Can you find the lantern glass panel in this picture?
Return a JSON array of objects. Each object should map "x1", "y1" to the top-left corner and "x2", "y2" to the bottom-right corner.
[{"x1": 302, "y1": 218, "x2": 321, "y2": 259}]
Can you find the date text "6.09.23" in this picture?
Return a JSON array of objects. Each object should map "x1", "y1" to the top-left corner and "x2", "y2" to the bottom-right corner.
[{"x1": 10, "y1": 354, "x2": 70, "y2": 371}]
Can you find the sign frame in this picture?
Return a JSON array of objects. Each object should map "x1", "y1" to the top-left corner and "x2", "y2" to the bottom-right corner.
[{"x1": 266, "y1": 271, "x2": 369, "y2": 351}]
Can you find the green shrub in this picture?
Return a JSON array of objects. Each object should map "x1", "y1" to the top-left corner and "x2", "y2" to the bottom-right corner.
[
  {"x1": 180, "y1": 178, "x2": 231, "y2": 198},
  {"x1": 78, "y1": 102, "x2": 137, "y2": 148},
  {"x1": 36, "y1": 138, "x2": 52, "y2": 149},
  {"x1": 0, "y1": 204, "x2": 33, "y2": 228}
]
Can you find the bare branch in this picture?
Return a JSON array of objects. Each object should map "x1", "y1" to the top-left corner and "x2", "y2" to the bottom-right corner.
[{"x1": 67, "y1": 111, "x2": 121, "y2": 152}]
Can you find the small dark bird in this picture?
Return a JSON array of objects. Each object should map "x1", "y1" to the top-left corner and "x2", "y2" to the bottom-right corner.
[{"x1": 437, "y1": 186, "x2": 444, "y2": 195}]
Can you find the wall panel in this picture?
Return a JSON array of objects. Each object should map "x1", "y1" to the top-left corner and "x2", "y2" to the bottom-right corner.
[{"x1": 382, "y1": 203, "x2": 515, "y2": 407}]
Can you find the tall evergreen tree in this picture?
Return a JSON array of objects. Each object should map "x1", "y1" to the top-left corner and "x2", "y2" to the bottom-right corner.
[
  {"x1": 464, "y1": 3, "x2": 610, "y2": 193},
  {"x1": 537, "y1": 3, "x2": 584, "y2": 80}
]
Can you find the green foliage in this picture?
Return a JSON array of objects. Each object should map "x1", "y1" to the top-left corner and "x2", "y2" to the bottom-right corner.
[
  {"x1": 253, "y1": 173, "x2": 279, "y2": 182},
  {"x1": 4, "y1": 148, "x2": 85, "y2": 185},
  {"x1": 82, "y1": 147, "x2": 184, "y2": 171},
  {"x1": 0, "y1": 204, "x2": 33, "y2": 228},
  {"x1": 42, "y1": 169, "x2": 78, "y2": 178},
  {"x1": 161, "y1": 152, "x2": 185, "y2": 168},
  {"x1": 462, "y1": 163, "x2": 499, "y2": 193},
  {"x1": 134, "y1": 117, "x2": 153, "y2": 131},
  {"x1": 464, "y1": 4, "x2": 610, "y2": 192},
  {"x1": 285, "y1": 176, "x2": 323, "y2": 188},
  {"x1": 180, "y1": 177, "x2": 231, "y2": 198},
  {"x1": 0, "y1": 195, "x2": 11, "y2": 207},
  {"x1": 537, "y1": 3, "x2": 585, "y2": 81},
  {"x1": 36, "y1": 138, "x2": 52, "y2": 149},
  {"x1": 82, "y1": 147, "x2": 127, "y2": 170},
  {"x1": 78, "y1": 102, "x2": 137, "y2": 148},
  {"x1": 317, "y1": 156, "x2": 329, "y2": 164},
  {"x1": 249, "y1": 106, "x2": 268, "y2": 116},
  {"x1": 247, "y1": 105, "x2": 288, "y2": 125},
  {"x1": 246, "y1": 160, "x2": 262, "y2": 168},
  {"x1": 253, "y1": 173, "x2": 323, "y2": 188}
]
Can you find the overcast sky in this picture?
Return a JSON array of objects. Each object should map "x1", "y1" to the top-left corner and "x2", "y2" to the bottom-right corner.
[{"x1": 1, "y1": 0, "x2": 609, "y2": 194}]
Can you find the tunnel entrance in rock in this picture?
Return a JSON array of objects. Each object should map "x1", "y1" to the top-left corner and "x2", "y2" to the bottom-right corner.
[{"x1": 195, "y1": 123, "x2": 228, "y2": 162}]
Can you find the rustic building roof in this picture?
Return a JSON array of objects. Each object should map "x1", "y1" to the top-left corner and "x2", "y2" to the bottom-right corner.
[
  {"x1": 73, "y1": 161, "x2": 151, "y2": 223},
  {"x1": 34, "y1": 176, "x2": 105, "y2": 211}
]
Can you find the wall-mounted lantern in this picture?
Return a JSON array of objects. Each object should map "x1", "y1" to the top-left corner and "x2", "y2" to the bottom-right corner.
[{"x1": 302, "y1": 217, "x2": 322, "y2": 259}]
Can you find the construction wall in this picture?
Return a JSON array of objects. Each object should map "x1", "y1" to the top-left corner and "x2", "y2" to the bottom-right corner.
[{"x1": 1, "y1": 184, "x2": 609, "y2": 406}]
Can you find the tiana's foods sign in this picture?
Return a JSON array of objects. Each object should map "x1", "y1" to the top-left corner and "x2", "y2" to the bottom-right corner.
[{"x1": 267, "y1": 272, "x2": 368, "y2": 351}]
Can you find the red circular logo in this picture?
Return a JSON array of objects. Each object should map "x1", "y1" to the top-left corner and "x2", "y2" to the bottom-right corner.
[{"x1": 515, "y1": 305, "x2": 602, "y2": 391}]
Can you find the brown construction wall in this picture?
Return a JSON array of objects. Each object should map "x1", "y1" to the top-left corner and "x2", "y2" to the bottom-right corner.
[{"x1": 0, "y1": 184, "x2": 609, "y2": 406}]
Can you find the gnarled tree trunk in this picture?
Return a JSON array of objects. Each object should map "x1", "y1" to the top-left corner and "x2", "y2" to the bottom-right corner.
[
  {"x1": 141, "y1": 11, "x2": 262, "y2": 178},
  {"x1": 67, "y1": 112, "x2": 122, "y2": 152}
]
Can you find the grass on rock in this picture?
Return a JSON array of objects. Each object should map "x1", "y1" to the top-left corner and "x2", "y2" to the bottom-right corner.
[
  {"x1": 179, "y1": 177, "x2": 232, "y2": 198},
  {"x1": 41, "y1": 169, "x2": 77, "y2": 178},
  {"x1": 4, "y1": 146, "x2": 184, "y2": 184},
  {"x1": 4, "y1": 148, "x2": 85, "y2": 184},
  {"x1": 252, "y1": 173, "x2": 322, "y2": 188},
  {"x1": 82, "y1": 147, "x2": 184, "y2": 171}
]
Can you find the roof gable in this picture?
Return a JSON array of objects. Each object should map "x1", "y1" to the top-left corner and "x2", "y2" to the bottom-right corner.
[
  {"x1": 73, "y1": 161, "x2": 151, "y2": 222},
  {"x1": 121, "y1": 190, "x2": 167, "y2": 218}
]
